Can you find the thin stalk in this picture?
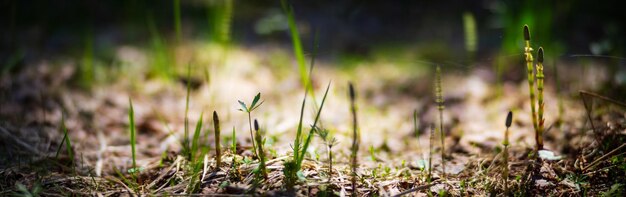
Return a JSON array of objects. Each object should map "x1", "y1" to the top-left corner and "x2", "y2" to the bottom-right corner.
[
  {"x1": 503, "y1": 111, "x2": 513, "y2": 195},
  {"x1": 328, "y1": 142, "x2": 334, "y2": 183},
  {"x1": 231, "y1": 126, "x2": 237, "y2": 154},
  {"x1": 213, "y1": 111, "x2": 222, "y2": 168},
  {"x1": 184, "y1": 64, "x2": 192, "y2": 159},
  {"x1": 254, "y1": 119, "x2": 268, "y2": 180},
  {"x1": 428, "y1": 125, "x2": 434, "y2": 183},
  {"x1": 536, "y1": 47, "x2": 545, "y2": 150},
  {"x1": 414, "y1": 109, "x2": 421, "y2": 153},
  {"x1": 248, "y1": 113, "x2": 257, "y2": 158},
  {"x1": 349, "y1": 82, "x2": 359, "y2": 197},
  {"x1": 129, "y1": 98, "x2": 136, "y2": 170},
  {"x1": 435, "y1": 65, "x2": 446, "y2": 178},
  {"x1": 523, "y1": 25, "x2": 539, "y2": 151}
]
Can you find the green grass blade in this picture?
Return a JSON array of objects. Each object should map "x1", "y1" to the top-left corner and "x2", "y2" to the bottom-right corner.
[
  {"x1": 191, "y1": 112, "x2": 204, "y2": 162},
  {"x1": 129, "y1": 98, "x2": 136, "y2": 169},
  {"x1": 55, "y1": 113, "x2": 74, "y2": 169},
  {"x1": 297, "y1": 81, "x2": 331, "y2": 168},
  {"x1": 293, "y1": 91, "x2": 308, "y2": 163},
  {"x1": 184, "y1": 64, "x2": 192, "y2": 159},
  {"x1": 232, "y1": 126, "x2": 237, "y2": 154},
  {"x1": 280, "y1": 0, "x2": 311, "y2": 95}
]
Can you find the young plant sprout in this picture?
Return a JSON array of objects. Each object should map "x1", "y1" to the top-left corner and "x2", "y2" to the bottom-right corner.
[
  {"x1": 348, "y1": 82, "x2": 360, "y2": 197},
  {"x1": 238, "y1": 93, "x2": 263, "y2": 158},
  {"x1": 213, "y1": 111, "x2": 222, "y2": 169},
  {"x1": 314, "y1": 126, "x2": 338, "y2": 183},
  {"x1": 523, "y1": 25, "x2": 540, "y2": 151},
  {"x1": 253, "y1": 119, "x2": 268, "y2": 180},
  {"x1": 503, "y1": 111, "x2": 513, "y2": 195},
  {"x1": 128, "y1": 98, "x2": 137, "y2": 173}
]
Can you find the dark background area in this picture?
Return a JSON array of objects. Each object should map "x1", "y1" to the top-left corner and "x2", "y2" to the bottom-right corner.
[{"x1": 1, "y1": 0, "x2": 625, "y2": 68}]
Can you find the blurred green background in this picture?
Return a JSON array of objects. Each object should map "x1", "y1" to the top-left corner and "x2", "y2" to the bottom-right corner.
[{"x1": 1, "y1": 0, "x2": 625, "y2": 83}]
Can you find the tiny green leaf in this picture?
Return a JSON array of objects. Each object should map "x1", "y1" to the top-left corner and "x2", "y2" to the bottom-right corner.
[
  {"x1": 250, "y1": 93, "x2": 261, "y2": 111},
  {"x1": 237, "y1": 100, "x2": 248, "y2": 112}
]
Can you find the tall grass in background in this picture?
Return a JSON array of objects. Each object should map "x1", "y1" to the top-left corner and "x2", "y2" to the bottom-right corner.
[
  {"x1": 205, "y1": 0, "x2": 233, "y2": 84},
  {"x1": 146, "y1": 15, "x2": 172, "y2": 80},
  {"x1": 280, "y1": 0, "x2": 316, "y2": 98},
  {"x1": 79, "y1": 31, "x2": 94, "y2": 88},
  {"x1": 462, "y1": 12, "x2": 477, "y2": 62}
]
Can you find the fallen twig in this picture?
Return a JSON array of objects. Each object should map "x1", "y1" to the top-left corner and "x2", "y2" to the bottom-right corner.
[{"x1": 391, "y1": 183, "x2": 435, "y2": 197}]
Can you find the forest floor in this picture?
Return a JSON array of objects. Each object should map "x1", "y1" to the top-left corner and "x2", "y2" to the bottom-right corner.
[{"x1": 1, "y1": 43, "x2": 625, "y2": 196}]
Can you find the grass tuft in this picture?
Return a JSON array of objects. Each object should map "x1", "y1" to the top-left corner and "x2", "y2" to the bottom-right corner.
[
  {"x1": 55, "y1": 113, "x2": 74, "y2": 171},
  {"x1": 314, "y1": 126, "x2": 337, "y2": 183}
]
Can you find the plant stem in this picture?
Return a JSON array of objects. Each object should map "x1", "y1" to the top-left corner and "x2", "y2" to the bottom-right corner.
[
  {"x1": 435, "y1": 66, "x2": 446, "y2": 178},
  {"x1": 503, "y1": 111, "x2": 512, "y2": 195},
  {"x1": 349, "y1": 82, "x2": 359, "y2": 197},
  {"x1": 213, "y1": 111, "x2": 221, "y2": 169},
  {"x1": 428, "y1": 125, "x2": 434, "y2": 183},
  {"x1": 248, "y1": 113, "x2": 257, "y2": 158},
  {"x1": 523, "y1": 25, "x2": 539, "y2": 151},
  {"x1": 536, "y1": 47, "x2": 545, "y2": 150},
  {"x1": 254, "y1": 119, "x2": 268, "y2": 180},
  {"x1": 328, "y1": 144, "x2": 333, "y2": 183}
]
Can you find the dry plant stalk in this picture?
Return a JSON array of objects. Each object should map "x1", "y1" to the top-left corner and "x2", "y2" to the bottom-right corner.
[
  {"x1": 213, "y1": 111, "x2": 222, "y2": 169},
  {"x1": 435, "y1": 65, "x2": 446, "y2": 178},
  {"x1": 503, "y1": 111, "x2": 513, "y2": 194},
  {"x1": 349, "y1": 82, "x2": 359, "y2": 197}
]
